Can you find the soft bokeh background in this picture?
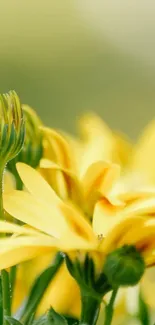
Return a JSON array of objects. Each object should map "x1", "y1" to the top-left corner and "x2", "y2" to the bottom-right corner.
[{"x1": 1, "y1": 0, "x2": 155, "y2": 138}]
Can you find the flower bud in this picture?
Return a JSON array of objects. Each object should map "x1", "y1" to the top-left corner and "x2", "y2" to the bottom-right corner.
[
  {"x1": 8, "y1": 105, "x2": 43, "y2": 172},
  {"x1": 103, "y1": 245, "x2": 145, "y2": 287},
  {"x1": 0, "y1": 91, "x2": 25, "y2": 165}
]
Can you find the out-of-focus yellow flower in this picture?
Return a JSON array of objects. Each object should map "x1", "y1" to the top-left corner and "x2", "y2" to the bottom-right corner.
[
  {"x1": 77, "y1": 114, "x2": 155, "y2": 186},
  {"x1": 130, "y1": 120, "x2": 155, "y2": 184},
  {"x1": 40, "y1": 125, "x2": 155, "y2": 221},
  {"x1": 77, "y1": 113, "x2": 133, "y2": 170}
]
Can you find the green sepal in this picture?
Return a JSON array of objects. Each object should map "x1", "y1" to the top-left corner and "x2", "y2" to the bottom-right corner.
[
  {"x1": 65, "y1": 254, "x2": 111, "y2": 299},
  {"x1": 33, "y1": 308, "x2": 68, "y2": 325},
  {"x1": 20, "y1": 253, "x2": 63, "y2": 324},
  {"x1": 5, "y1": 317, "x2": 23, "y2": 325},
  {"x1": 47, "y1": 308, "x2": 68, "y2": 324}
]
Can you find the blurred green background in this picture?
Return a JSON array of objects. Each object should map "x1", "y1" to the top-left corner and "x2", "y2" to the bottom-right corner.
[{"x1": 1, "y1": 0, "x2": 155, "y2": 138}]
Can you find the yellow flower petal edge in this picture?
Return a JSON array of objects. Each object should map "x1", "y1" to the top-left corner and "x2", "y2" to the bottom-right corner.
[
  {"x1": 0, "y1": 220, "x2": 39, "y2": 235},
  {"x1": 81, "y1": 161, "x2": 120, "y2": 199},
  {"x1": 99, "y1": 216, "x2": 146, "y2": 253},
  {"x1": 16, "y1": 162, "x2": 60, "y2": 205},
  {"x1": 40, "y1": 158, "x2": 83, "y2": 204},
  {"x1": 4, "y1": 190, "x2": 67, "y2": 238},
  {"x1": 41, "y1": 126, "x2": 74, "y2": 170},
  {"x1": 0, "y1": 235, "x2": 59, "y2": 269}
]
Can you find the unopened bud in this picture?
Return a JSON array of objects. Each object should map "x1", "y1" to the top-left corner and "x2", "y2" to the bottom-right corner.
[
  {"x1": 8, "y1": 105, "x2": 43, "y2": 172},
  {"x1": 0, "y1": 91, "x2": 25, "y2": 165},
  {"x1": 103, "y1": 245, "x2": 145, "y2": 287}
]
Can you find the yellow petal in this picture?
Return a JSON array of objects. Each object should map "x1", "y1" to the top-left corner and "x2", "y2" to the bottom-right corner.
[
  {"x1": 117, "y1": 188, "x2": 155, "y2": 203},
  {"x1": 118, "y1": 224, "x2": 155, "y2": 248},
  {"x1": 4, "y1": 191, "x2": 67, "y2": 237},
  {"x1": 131, "y1": 120, "x2": 155, "y2": 183},
  {"x1": 99, "y1": 216, "x2": 145, "y2": 253},
  {"x1": 59, "y1": 232, "x2": 97, "y2": 251},
  {"x1": 92, "y1": 199, "x2": 124, "y2": 237},
  {"x1": 36, "y1": 262, "x2": 81, "y2": 318},
  {"x1": 114, "y1": 131, "x2": 133, "y2": 167},
  {"x1": 78, "y1": 114, "x2": 117, "y2": 176},
  {"x1": 59, "y1": 202, "x2": 97, "y2": 244},
  {"x1": 41, "y1": 126, "x2": 73, "y2": 170},
  {"x1": 82, "y1": 161, "x2": 120, "y2": 197},
  {"x1": 16, "y1": 163, "x2": 60, "y2": 205},
  {"x1": 121, "y1": 197, "x2": 155, "y2": 218},
  {"x1": 12, "y1": 251, "x2": 55, "y2": 313},
  {"x1": 40, "y1": 159, "x2": 83, "y2": 205},
  {"x1": 0, "y1": 235, "x2": 58, "y2": 269},
  {"x1": 143, "y1": 252, "x2": 155, "y2": 267},
  {"x1": 0, "y1": 220, "x2": 38, "y2": 235}
]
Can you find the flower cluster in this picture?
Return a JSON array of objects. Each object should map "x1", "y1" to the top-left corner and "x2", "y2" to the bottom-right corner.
[{"x1": 0, "y1": 91, "x2": 155, "y2": 325}]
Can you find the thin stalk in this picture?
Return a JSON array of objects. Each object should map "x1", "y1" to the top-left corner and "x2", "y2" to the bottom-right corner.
[
  {"x1": 9, "y1": 267, "x2": 16, "y2": 303},
  {"x1": 0, "y1": 168, "x2": 11, "y2": 325},
  {"x1": 79, "y1": 292, "x2": 101, "y2": 325},
  {"x1": 10, "y1": 170, "x2": 23, "y2": 303},
  {"x1": 104, "y1": 288, "x2": 118, "y2": 325}
]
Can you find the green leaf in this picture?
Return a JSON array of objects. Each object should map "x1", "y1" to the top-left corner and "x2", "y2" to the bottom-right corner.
[
  {"x1": 20, "y1": 253, "x2": 63, "y2": 324},
  {"x1": 138, "y1": 291, "x2": 150, "y2": 325},
  {"x1": 5, "y1": 317, "x2": 23, "y2": 325}
]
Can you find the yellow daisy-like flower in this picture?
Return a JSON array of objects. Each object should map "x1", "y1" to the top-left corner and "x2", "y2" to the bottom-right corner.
[
  {"x1": 1, "y1": 162, "x2": 155, "y2": 322},
  {"x1": 2, "y1": 163, "x2": 155, "y2": 269},
  {"x1": 8, "y1": 119, "x2": 155, "y2": 320}
]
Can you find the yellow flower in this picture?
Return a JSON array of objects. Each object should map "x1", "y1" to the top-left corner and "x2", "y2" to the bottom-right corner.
[
  {"x1": 78, "y1": 113, "x2": 155, "y2": 187},
  {"x1": 1, "y1": 163, "x2": 155, "y2": 320},
  {"x1": 2, "y1": 163, "x2": 155, "y2": 267},
  {"x1": 2, "y1": 162, "x2": 155, "y2": 319},
  {"x1": 78, "y1": 113, "x2": 133, "y2": 170}
]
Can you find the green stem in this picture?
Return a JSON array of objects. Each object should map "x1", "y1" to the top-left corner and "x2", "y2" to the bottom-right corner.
[
  {"x1": 79, "y1": 292, "x2": 101, "y2": 325},
  {"x1": 9, "y1": 266, "x2": 16, "y2": 303},
  {"x1": 0, "y1": 168, "x2": 11, "y2": 325},
  {"x1": 104, "y1": 288, "x2": 118, "y2": 325},
  {"x1": 10, "y1": 171, "x2": 23, "y2": 305},
  {"x1": 1, "y1": 271, "x2": 11, "y2": 325}
]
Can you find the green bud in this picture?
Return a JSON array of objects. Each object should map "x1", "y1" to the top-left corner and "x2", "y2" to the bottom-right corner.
[
  {"x1": 103, "y1": 245, "x2": 145, "y2": 287},
  {"x1": 8, "y1": 105, "x2": 43, "y2": 173},
  {"x1": 0, "y1": 91, "x2": 25, "y2": 165}
]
